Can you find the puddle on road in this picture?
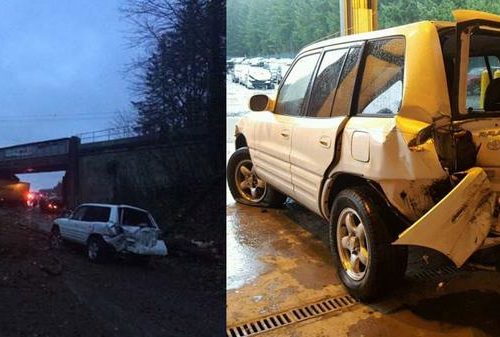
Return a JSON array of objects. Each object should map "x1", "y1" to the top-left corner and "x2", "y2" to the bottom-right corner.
[{"x1": 226, "y1": 206, "x2": 270, "y2": 290}]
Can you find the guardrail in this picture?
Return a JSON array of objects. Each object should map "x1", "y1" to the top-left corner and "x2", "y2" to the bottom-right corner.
[
  {"x1": 76, "y1": 125, "x2": 209, "y2": 144},
  {"x1": 76, "y1": 127, "x2": 138, "y2": 144}
]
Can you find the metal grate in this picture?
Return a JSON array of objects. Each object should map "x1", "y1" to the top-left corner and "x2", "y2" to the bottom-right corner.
[
  {"x1": 409, "y1": 265, "x2": 459, "y2": 280},
  {"x1": 226, "y1": 294, "x2": 357, "y2": 337}
]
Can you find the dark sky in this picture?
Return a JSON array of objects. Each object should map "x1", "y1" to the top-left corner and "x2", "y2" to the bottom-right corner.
[{"x1": 0, "y1": 1, "x2": 137, "y2": 189}]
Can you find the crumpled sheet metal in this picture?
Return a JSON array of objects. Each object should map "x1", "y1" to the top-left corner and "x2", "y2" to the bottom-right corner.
[{"x1": 104, "y1": 227, "x2": 168, "y2": 256}]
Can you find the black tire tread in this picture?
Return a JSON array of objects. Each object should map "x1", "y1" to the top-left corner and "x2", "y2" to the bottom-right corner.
[
  {"x1": 329, "y1": 185, "x2": 407, "y2": 301},
  {"x1": 87, "y1": 236, "x2": 111, "y2": 264},
  {"x1": 227, "y1": 147, "x2": 287, "y2": 208}
]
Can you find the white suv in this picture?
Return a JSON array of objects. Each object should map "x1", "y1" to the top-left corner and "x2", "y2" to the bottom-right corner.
[
  {"x1": 50, "y1": 203, "x2": 167, "y2": 263},
  {"x1": 227, "y1": 10, "x2": 500, "y2": 300}
]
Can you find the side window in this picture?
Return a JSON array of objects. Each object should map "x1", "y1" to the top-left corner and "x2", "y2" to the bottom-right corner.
[
  {"x1": 82, "y1": 206, "x2": 111, "y2": 222},
  {"x1": 307, "y1": 48, "x2": 348, "y2": 117},
  {"x1": 466, "y1": 56, "x2": 500, "y2": 110},
  {"x1": 331, "y1": 47, "x2": 362, "y2": 116},
  {"x1": 275, "y1": 53, "x2": 320, "y2": 116},
  {"x1": 356, "y1": 38, "x2": 405, "y2": 115},
  {"x1": 71, "y1": 206, "x2": 87, "y2": 220},
  {"x1": 120, "y1": 208, "x2": 152, "y2": 227}
]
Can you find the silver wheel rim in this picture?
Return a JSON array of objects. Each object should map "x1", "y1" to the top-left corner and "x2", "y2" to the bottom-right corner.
[
  {"x1": 234, "y1": 159, "x2": 267, "y2": 203},
  {"x1": 88, "y1": 241, "x2": 99, "y2": 260},
  {"x1": 336, "y1": 208, "x2": 369, "y2": 281}
]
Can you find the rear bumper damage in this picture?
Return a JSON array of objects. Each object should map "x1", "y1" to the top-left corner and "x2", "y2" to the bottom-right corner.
[
  {"x1": 103, "y1": 230, "x2": 168, "y2": 256},
  {"x1": 394, "y1": 167, "x2": 498, "y2": 267}
]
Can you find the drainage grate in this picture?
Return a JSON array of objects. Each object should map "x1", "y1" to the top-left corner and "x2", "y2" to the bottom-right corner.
[
  {"x1": 409, "y1": 265, "x2": 459, "y2": 281},
  {"x1": 226, "y1": 294, "x2": 357, "y2": 337}
]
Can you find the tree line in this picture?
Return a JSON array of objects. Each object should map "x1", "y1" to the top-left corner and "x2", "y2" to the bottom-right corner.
[
  {"x1": 228, "y1": 0, "x2": 500, "y2": 57},
  {"x1": 123, "y1": 0, "x2": 225, "y2": 136}
]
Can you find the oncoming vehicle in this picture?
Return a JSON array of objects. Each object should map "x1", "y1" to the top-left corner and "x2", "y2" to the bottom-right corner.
[
  {"x1": 50, "y1": 203, "x2": 167, "y2": 263},
  {"x1": 227, "y1": 10, "x2": 500, "y2": 300},
  {"x1": 39, "y1": 196, "x2": 63, "y2": 213}
]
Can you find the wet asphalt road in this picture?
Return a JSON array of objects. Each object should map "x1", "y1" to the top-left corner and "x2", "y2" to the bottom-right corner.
[{"x1": 227, "y1": 198, "x2": 500, "y2": 337}]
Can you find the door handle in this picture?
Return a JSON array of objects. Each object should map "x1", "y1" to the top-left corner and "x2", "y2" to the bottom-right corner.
[
  {"x1": 280, "y1": 130, "x2": 290, "y2": 138},
  {"x1": 319, "y1": 136, "x2": 331, "y2": 148}
]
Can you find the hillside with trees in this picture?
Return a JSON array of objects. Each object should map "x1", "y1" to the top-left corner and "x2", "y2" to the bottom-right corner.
[{"x1": 227, "y1": 0, "x2": 500, "y2": 57}]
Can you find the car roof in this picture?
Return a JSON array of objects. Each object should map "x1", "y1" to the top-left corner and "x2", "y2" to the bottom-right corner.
[
  {"x1": 301, "y1": 20, "x2": 454, "y2": 54},
  {"x1": 78, "y1": 203, "x2": 149, "y2": 213}
]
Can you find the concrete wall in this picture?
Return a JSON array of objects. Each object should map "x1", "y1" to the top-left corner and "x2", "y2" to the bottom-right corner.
[{"x1": 76, "y1": 136, "x2": 217, "y2": 233}]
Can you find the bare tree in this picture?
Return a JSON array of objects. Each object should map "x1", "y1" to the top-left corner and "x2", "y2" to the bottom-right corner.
[{"x1": 122, "y1": 0, "x2": 226, "y2": 136}]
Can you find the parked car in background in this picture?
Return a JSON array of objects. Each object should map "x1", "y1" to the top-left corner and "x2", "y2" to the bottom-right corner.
[
  {"x1": 50, "y1": 203, "x2": 167, "y2": 263},
  {"x1": 227, "y1": 10, "x2": 500, "y2": 300},
  {"x1": 243, "y1": 66, "x2": 273, "y2": 89}
]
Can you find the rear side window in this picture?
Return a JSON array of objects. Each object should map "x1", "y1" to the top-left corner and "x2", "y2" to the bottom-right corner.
[
  {"x1": 356, "y1": 38, "x2": 405, "y2": 115},
  {"x1": 331, "y1": 47, "x2": 362, "y2": 116},
  {"x1": 275, "y1": 53, "x2": 320, "y2": 116},
  {"x1": 121, "y1": 208, "x2": 152, "y2": 227},
  {"x1": 307, "y1": 48, "x2": 348, "y2": 117},
  {"x1": 82, "y1": 206, "x2": 111, "y2": 222}
]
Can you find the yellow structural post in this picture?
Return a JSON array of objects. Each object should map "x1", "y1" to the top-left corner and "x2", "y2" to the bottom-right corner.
[
  {"x1": 480, "y1": 69, "x2": 500, "y2": 108},
  {"x1": 341, "y1": 0, "x2": 377, "y2": 35}
]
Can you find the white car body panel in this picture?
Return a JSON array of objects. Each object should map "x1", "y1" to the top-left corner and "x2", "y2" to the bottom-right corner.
[
  {"x1": 394, "y1": 167, "x2": 493, "y2": 267},
  {"x1": 326, "y1": 116, "x2": 448, "y2": 221},
  {"x1": 252, "y1": 111, "x2": 295, "y2": 196},
  {"x1": 290, "y1": 116, "x2": 347, "y2": 213}
]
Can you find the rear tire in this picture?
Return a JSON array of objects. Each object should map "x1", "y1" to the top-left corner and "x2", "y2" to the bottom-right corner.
[
  {"x1": 87, "y1": 236, "x2": 111, "y2": 263},
  {"x1": 227, "y1": 147, "x2": 287, "y2": 208},
  {"x1": 329, "y1": 186, "x2": 407, "y2": 301}
]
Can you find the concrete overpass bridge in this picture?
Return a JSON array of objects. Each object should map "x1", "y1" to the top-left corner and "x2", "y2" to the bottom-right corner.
[
  {"x1": 0, "y1": 137, "x2": 79, "y2": 206},
  {"x1": 0, "y1": 128, "x2": 208, "y2": 209}
]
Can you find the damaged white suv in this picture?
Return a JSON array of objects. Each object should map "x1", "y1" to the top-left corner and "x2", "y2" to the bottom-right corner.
[
  {"x1": 227, "y1": 10, "x2": 500, "y2": 300},
  {"x1": 50, "y1": 203, "x2": 167, "y2": 263}
]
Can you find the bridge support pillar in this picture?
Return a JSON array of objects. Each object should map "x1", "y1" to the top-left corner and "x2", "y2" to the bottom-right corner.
[{"x1": 65, "y1": 137, "x2": 80, "y2": 208}]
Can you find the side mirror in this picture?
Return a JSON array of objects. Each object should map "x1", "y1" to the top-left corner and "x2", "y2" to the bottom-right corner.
[{"x1": 249, "y1": 94, "x2": 274, "y2": 112}]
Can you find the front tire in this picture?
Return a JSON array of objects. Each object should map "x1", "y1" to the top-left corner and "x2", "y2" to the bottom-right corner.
[
  {"x1": 227, "y1": 147, "x2": 287, "y2": 208},
  {"x1": 49, "y1": 225, "x2": 63, "y2": 250},
  {"x1": 330, "y1": 186, "x2": 407, "y2": 301}
]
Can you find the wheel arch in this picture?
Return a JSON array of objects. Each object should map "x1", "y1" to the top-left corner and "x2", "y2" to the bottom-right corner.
[
  {"x1": 321, "y1": 172, "x2": 411, "y2": 231},
  {"x1": 235, "y1": 133, "x2": 248, "y2": 150},
  {"x1": 86, "y1": 233, "x2": 103, "y2": 244}
]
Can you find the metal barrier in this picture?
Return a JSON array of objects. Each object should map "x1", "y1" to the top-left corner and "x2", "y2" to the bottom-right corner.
[{"x1": 76, "y1": 127, "x2": 138, "y2": 144}]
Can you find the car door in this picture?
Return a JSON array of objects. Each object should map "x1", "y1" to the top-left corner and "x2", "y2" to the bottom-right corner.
[
  {"x1": 290, "y1": 45, "x2": 363, "y2": 213},
  {"x1": 71, "y1": 206, "x2": 96, "y2": 243},
  {"x1": 252, "y1": 52, "x2": 321, "y2": 196},
  {"x1": 61, "y1": 206, "x2": 87, "y2": 242},
  {"x1": 79, "y1": 206, "x2": 112, "y2": 243}
]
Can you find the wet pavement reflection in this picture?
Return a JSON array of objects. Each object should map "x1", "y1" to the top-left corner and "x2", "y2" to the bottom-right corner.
[{"x1": 227, "y1": 196, "x2": 500, "y2": 336}]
